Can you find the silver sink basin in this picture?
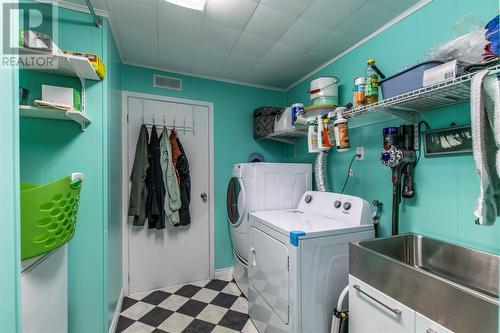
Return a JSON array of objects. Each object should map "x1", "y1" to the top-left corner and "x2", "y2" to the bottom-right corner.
[{"x1": 350, "y1": 233, "x2": 499, "y2": 333}]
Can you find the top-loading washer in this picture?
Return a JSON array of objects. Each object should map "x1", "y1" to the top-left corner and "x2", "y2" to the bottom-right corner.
[
  {"x1": 226, "y1": 163, "x2": 312, "y2": 297},
  {"x1": 248, "y1": 191, "x2": 375, "y2": 333}
]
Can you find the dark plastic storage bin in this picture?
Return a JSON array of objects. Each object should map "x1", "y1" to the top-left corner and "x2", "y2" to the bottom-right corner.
[
  {"x1": 253, "y1": 106, "x2": 282, "y2": 139},
  {"x1": 380, "y1": 61, "x2": 444, "y2": 99}
]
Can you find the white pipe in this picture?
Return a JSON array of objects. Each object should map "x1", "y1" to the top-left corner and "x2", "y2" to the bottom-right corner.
[{"x1": 331, "y1": 285, "x2": 349, "y2": 333}]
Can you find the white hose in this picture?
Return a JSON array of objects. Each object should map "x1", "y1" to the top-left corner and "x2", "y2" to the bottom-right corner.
[{"x1": 331, "y1": 285, "x2": 349, "y2": 333}]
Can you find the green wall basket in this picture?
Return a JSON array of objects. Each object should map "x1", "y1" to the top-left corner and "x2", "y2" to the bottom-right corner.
[{"x1": 20, "y1": 173, "x2": 83, "y2": 260}]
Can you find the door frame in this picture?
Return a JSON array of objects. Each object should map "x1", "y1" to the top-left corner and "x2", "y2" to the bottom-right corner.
[{"x1": 121, "y1": 90, "x2": 215, "y2": 295}]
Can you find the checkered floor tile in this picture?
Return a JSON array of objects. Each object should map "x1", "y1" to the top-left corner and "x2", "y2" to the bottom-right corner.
[{"x1": 116, "y1": 278, "x2": 258, "y2": 333}]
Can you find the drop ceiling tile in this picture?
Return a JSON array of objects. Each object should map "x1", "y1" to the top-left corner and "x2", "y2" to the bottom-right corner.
[
  {"x1": 106, "y1": 0, "x2": 155, "y2": 20},
  {"x1": 190, "y1": 45, "x2": 229, "y2": 75},
  {"x1": 337, "y1": 2, "x2": 398, "y2": 38},
  {"x1": 218, "y1": 52, "x2": 260, "y2": 77},
  {"x1": 244, "y1": 5, "x2": 297, "y2": 41},
  {"x1": 115, "y1": 23, "x2": 158, "y2": 66},
  {"x1": 232, "y1": 32, "x2": 275, "y2": 58},
  {"x1": 311, "y1": 30, "x2": 357, "y2": 56},
  {"x1": 157, "y1": 2, "x2": 204, "y2": 55},
  {"x1": 264, "y1": 41, "x2": 307, "y2": 65},
  {"x1": 260, "y1": 0, "x2": 315, "y2": 17},
  {"x1": 372, "y1": 0, "x2": 419, "y2": 13},
  {"x1": 198, "y1": 21, "x2": 242, "y2": 51},
  {"x1": 279, "y1": 18, "x2": 329, "y2": 49},
  {"x1": 205, "y1": 0, "x2": 258, "y2": 30},
  {"x1": 158, "y1": 48, "x2": 193, "y2": 72},
  {"x1": 302, "y1": 0, "x2": 368, "y2": 29}
]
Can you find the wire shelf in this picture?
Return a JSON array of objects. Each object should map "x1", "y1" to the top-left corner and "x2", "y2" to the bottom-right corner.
[
  {"x1": 344, "y1": 64, "x2": 500, "y2": 128},
  {"x1": 258, "y1": 64, "x2": 499, "y2": 144}
]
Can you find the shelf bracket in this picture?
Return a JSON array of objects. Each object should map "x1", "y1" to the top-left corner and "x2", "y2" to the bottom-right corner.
[{"x1": 384, "y1": 108, "x2": 417, "y2": 123}]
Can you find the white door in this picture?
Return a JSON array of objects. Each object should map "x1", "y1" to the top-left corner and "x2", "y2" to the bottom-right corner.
[
  {"x1": 126, "y1": 96, "x2": 211, "y2": 293},
  {"x1": 249, "y1": 227, "x2": 289, "y2": 324}
]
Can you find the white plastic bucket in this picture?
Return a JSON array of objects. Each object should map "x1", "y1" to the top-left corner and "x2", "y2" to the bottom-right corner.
[{"x1": 310, "y1": 77, "x2": 339, "y2": 105}]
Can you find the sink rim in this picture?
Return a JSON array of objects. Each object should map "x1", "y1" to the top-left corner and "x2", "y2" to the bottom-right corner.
[{"x1": 353, "y1": 232, "x2": 499, "y2": 304}]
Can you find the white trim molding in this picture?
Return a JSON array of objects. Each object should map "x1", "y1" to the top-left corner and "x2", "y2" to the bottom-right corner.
[
  {"x1": 214, "y1": 267, "x2": 234, "y2": 282},
  {"x1": 109, "y1": 287, "x2": 124, "y2": 333}
]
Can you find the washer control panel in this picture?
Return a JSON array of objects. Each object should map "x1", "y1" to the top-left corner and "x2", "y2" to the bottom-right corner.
[{"x1": 298, "y1": 191, "x2": 371, "y2": 225}]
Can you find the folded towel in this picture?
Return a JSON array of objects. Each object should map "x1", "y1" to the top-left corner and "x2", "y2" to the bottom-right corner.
[{"x1": 470, "y1": 69, "x2": 500, "y2": 225}]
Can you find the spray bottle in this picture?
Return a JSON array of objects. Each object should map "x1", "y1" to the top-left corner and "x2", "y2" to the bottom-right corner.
[
  {"x1": 308, "y1": 119, "x2": 319, "y2": 153},
  {"x1": 333, "y1": 107, "x2": 350, "y2": 152}
]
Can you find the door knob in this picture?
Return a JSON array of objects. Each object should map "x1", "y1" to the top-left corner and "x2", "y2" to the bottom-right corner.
[{"x1": 200, "y1": 193, "x2": 208, "y2": 202}]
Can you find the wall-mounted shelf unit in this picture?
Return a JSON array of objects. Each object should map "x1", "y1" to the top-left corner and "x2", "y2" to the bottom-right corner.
[
  {"x1": 19, "y1": 48, "x2": 101, "y2": 81},
  {"x1": 345, "y1": 64, "x2": 500, "y2": 127},
  {"x1": 19, "y1": 48, "x2": 103, "y2": 127},
  {"x1": 20, "y1": 105, "x2": 91, "y2": 131},
  {"x1": 259, "y1": 127, "x2": 308, "y2": 144},
  {"x1": 258, "y1": 64, "x2": 500, "y2": 144}
]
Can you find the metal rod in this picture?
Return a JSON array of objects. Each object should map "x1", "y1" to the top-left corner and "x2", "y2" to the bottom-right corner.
[
  {"x1": 353, "y1": 284, "x2": 402, "y2": 315},
  {"x1": 84, "y1": 0, "x2": 102, "y2": 28}
]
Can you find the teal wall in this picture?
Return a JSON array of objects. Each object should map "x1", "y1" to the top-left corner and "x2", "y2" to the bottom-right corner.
[
  {"x1": 103, "y1": 19, "x2": 123, "y2": 328},
  {"x1": 122, "y1": 65, "x2": 287, "y2": 268},
  {"x1": 0, "y1": 0, "x2": 20, "y2": 331},
  {"x1": 19, "y1": 5, "x2": 121, "y2": 333},
  {"x1": 285, "y1": 0, "x2": 500, "y2": 254}
]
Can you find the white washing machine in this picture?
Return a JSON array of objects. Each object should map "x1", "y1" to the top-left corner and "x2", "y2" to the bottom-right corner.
[
  {"x1": 226, "y1": 163, "x2": 312, "y2": 297},
  {"x1": 248, "y1": 191, "x2": 374, "y2": 333}
]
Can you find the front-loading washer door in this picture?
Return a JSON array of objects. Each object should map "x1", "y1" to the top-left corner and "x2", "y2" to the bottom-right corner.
[
  {"x1": 226, "y1": 177, "x2": 246, "y2": 227},
  {"x1": 250, "y1": 227, "x2": 289, "y2": 324}
]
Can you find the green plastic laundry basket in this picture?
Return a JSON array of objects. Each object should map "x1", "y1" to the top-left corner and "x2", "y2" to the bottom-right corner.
[{"x1": 20, "y1": 173, "x2": 83, "y2": 260}]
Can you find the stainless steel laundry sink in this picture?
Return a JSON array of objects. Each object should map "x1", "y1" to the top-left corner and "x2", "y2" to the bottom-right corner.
[{"x1": 350, "y1": 233, "x2": 499, "y2": 333}]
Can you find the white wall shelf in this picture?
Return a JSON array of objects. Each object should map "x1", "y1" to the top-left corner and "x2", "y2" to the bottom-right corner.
[
  {"x1": 259, "y1": 127, "x2": 308, "y2": 144},
  {"x1": 20, "y1": 105, "x2": 91, "y2": 131},
  {"x1": 19, "y1": 48, "x2": 101, "y2": 81}
]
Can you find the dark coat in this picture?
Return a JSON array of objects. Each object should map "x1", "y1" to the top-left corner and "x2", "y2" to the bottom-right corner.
[
  {"x1": 146, "y1": 126, "x2": 166, "y2": 229},
  {"x1": 128, "y1": 125, "x2": 149, "y2": 226},
  {"x1": 175, "y1": 137, "x2": 191, "y2": 226}
]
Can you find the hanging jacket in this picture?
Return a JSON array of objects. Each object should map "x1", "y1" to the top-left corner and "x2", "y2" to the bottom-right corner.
[
  {"x1": 176, "y1": 136, "x2": 191, "y2": 226},
  {"x1": 128, "y1": 125, "x2": 149, "y2": 226},
  {"x1": 170, "y1": 131, "x2": 182, "y2": 184},
  {"x1": 146, "y1": 126, "x2": 166, "y2": 229},
  {"x1": 159, "y1": 127, "x2": 182, "y2": 227}
]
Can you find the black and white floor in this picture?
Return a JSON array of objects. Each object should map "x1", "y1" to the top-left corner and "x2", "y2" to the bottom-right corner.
[{"x1": 116, "y1": 277, "x2": 258, "y2": 333}]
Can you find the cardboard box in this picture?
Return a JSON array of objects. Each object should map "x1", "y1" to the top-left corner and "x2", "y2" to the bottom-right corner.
[
  {"x1": 41, "y1": 85, "x2": 81, "y2": 111},
  {"x1": 63, "y1": 50, "x2": 106, "y2": 79},
  {"x1": 423, "y1": 60, "x2": 464, "y2": 86}
]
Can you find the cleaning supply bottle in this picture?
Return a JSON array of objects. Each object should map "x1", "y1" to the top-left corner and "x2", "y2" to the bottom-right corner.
[
  {"x1": 333, "y1": 107, "x2": 350, "y2": 152},
  {"x1": 317, "y1": 116, "x2": 333, "y2": 151},
  {"x1": 308, "y1": 121, "x2": 319, "y2": 153},
  {"x1": 364, "y1": 59, "x2": 379, "y2": 105}
]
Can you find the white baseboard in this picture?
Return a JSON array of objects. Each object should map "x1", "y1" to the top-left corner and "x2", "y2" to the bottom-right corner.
[
  {"x1": 214, "y1": 267, "x2": 234, "y2": 281},
  {"x1": 109, "y1": 287, "x2": 124, "y2": 333}
]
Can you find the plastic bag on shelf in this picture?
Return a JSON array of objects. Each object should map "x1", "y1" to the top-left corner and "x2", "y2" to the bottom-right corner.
[{"x1": 424, "y1": 14, "x2": 487, "y2": 65}]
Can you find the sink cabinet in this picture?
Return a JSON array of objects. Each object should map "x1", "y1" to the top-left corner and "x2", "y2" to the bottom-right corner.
[{"x1": 349, "y1": 276, "x2": 455, "y2": 333}]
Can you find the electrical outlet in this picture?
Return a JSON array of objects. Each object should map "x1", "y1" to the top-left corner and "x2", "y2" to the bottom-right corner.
[{"x1": 356, "y1": 146, "x2": 364, "y2": 160}]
